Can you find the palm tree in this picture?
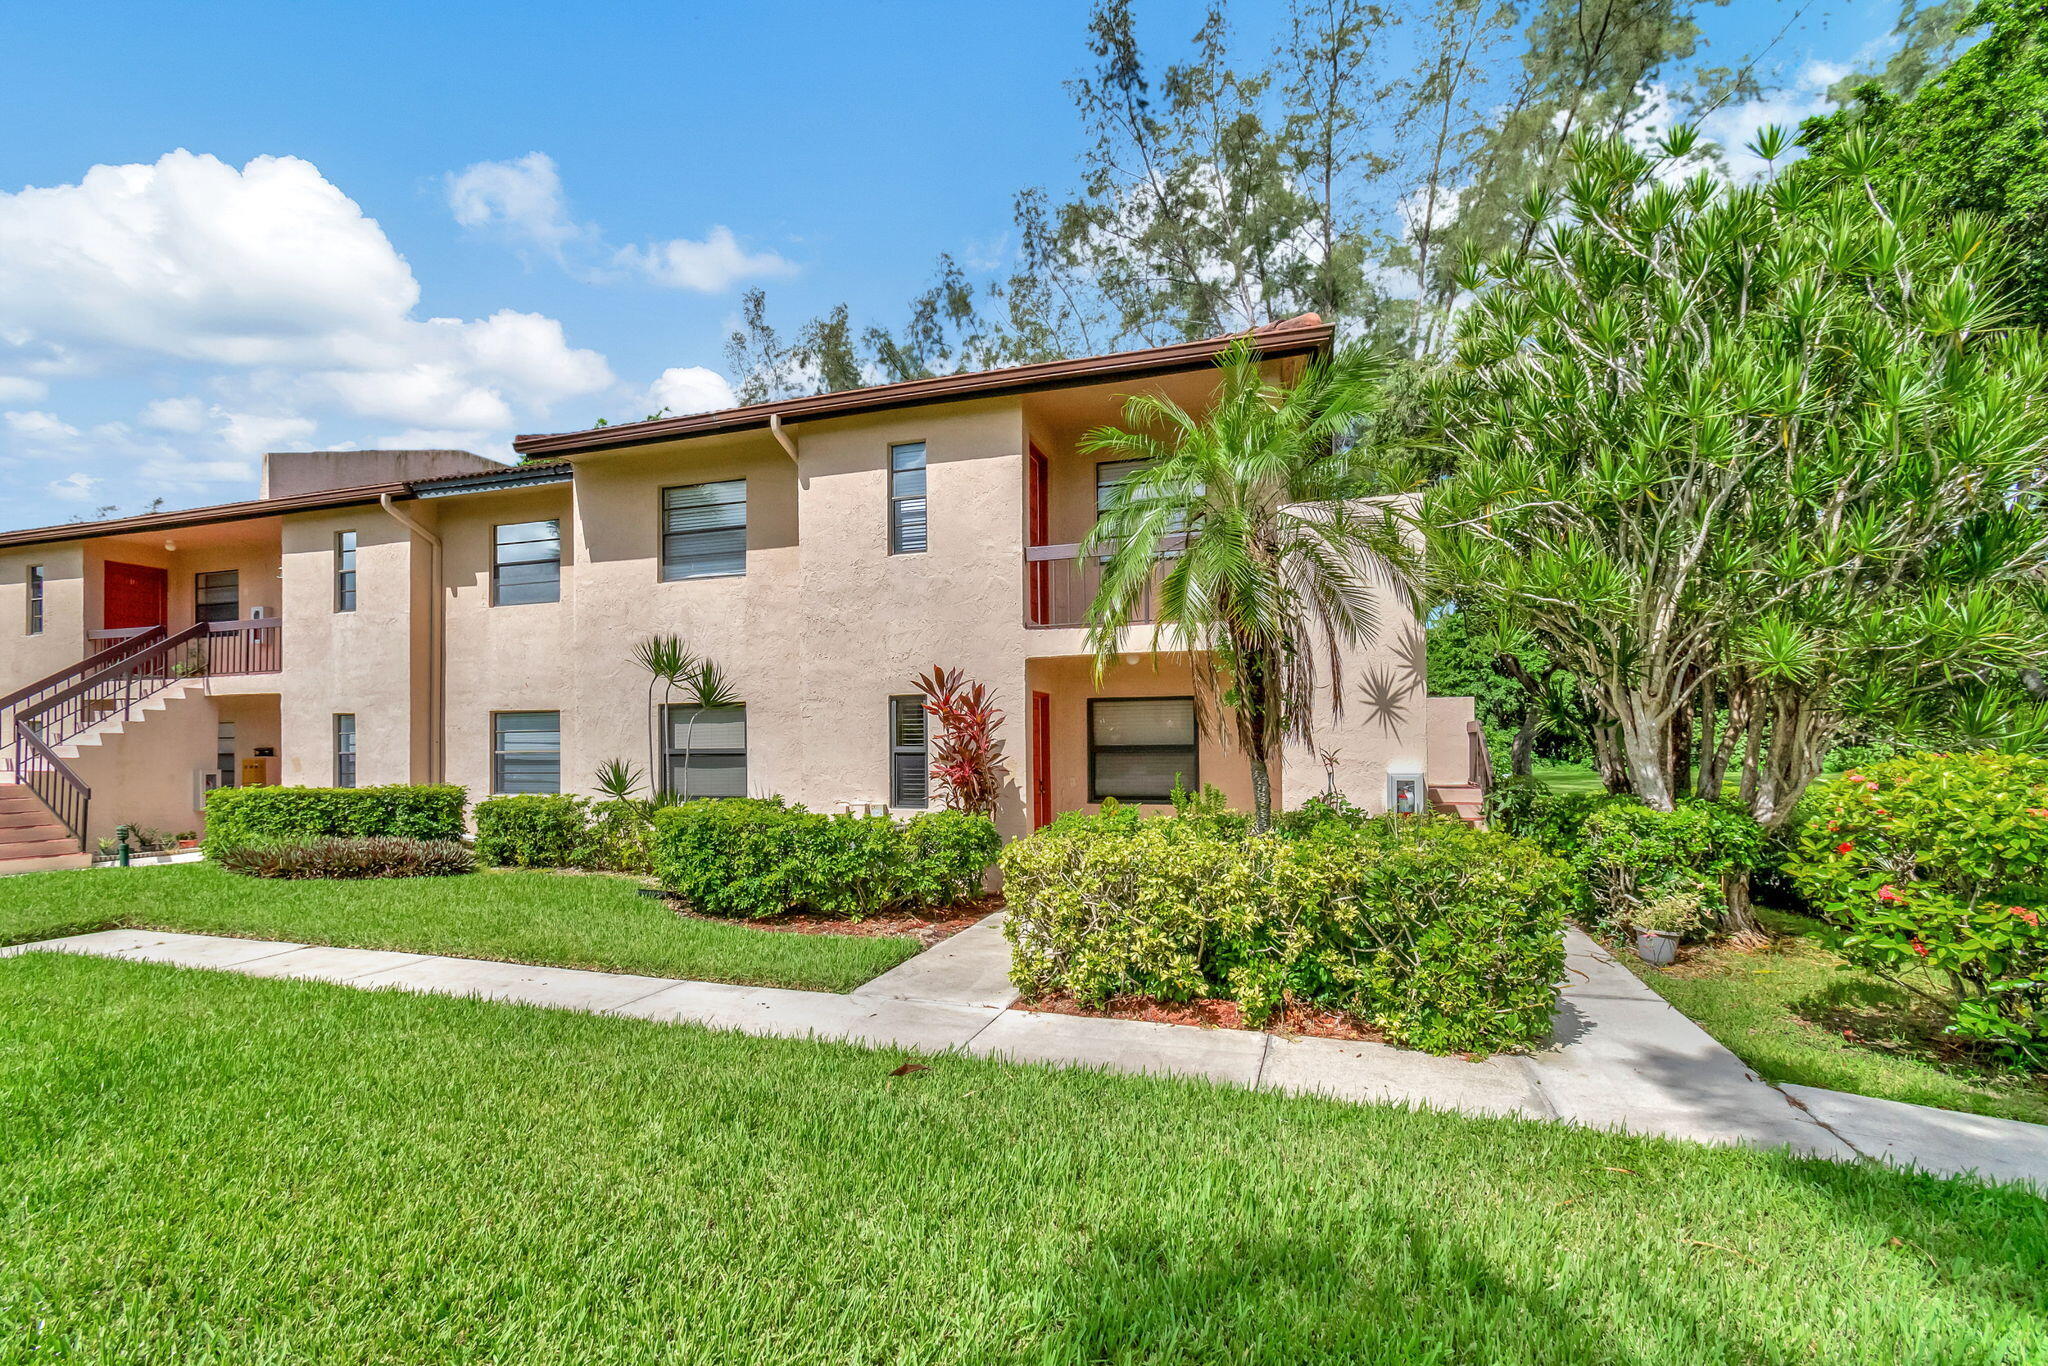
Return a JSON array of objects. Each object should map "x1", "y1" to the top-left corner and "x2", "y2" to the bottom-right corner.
[
  {"x1": 1080, "y1": 337, "x2": 1404, "y2": 831},
  {"x1": 631, "y1": 635, "x2": 695, "y2": 796}
]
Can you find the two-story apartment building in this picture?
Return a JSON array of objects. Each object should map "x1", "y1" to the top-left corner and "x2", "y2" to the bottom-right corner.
[{"x1": 0, "y1": 317, "x2": 1487, "y2": 871}]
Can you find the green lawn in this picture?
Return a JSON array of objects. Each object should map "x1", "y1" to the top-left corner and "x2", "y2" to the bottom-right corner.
[
  {"x1": 1529, "y1": 760, "x2": 1604, "y2": 796},
  {"x1": 1621, "y1": 908, "x2": 2048, "y2": 1126},
  {"x1": 0, "y1": 954, "x2": 2040, "y2": 1364},
  {"x1": 0, "y1": 862, "x2": 917, "y2": 993}
]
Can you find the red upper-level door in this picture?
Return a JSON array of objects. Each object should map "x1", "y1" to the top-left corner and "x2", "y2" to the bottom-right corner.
[{"x1": 102, "y1": 561, "x2": 168, "y2": 632}]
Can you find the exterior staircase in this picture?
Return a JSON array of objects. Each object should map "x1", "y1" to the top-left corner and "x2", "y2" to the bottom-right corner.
[
  {"x1": 45, "y1": 680, "x2": 208, "y2": 761},
  {"x1": 1428, "y1": 783, "x2": 1486, "y2": 829},
  {"x1": 0, "y1": 784, "x2": 89, "y2": 873}
]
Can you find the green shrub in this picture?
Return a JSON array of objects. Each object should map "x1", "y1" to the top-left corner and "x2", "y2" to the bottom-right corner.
[
  {"x1": 1785, "y1": 752, "x2": 2048, "y2": 1065},
  {"x1": 1001, "y1": 815, "x2": 1570, "y2": 1055},
  {"x1": 204, "y1": 784, "x2": 466, "y2": 855},
  {"x1": 1482, "y1": 775, "x2": 1607, "y2": 861},
  {"x1": 474, "y1": 794, "x2": 589, "y2": 868},
  {"x1": 1273, "y1": 791, "x2": 1372, "y2": 836},
  {"x1": 651, "y1": 798, "x2": 998, "y2": 919},
  {"x1": 1570, "y1": 800, "x2": 1765, "y2": 924},
  {"x1": 215, "y1": 836, "x2": 475, "y2": 879}
]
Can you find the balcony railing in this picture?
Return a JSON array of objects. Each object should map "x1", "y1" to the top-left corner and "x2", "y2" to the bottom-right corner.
[
  {"x1": 204, "y1": 617, "x2": 283, "y2": 675},
  {"x1": 1024, "y1": 541, "x2": 1181, "y2": 629}
]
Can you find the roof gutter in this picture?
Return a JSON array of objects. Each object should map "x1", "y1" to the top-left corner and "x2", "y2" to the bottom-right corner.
[
  {"x1": 769, "y1": 412, "x2": 798, "y2": 464},
  {"x1": 379, "y1": 493, "x2": 446, "y2": 786}
]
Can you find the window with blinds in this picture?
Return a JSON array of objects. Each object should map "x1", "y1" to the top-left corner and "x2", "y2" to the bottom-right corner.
[
  {"x1": 25, "y1": 564, "x2": 43, "y2": 635},
  {"x1": 492, "y1": 711, "x2": 561, "y2": 793},
  {"x1": 335, "y1": 531, "x2": 357, "y2": 612},
  {"x1": 889, "y1": 442, "x2": 927, "y2": 554},
  {"x1": 665, "y1": 705, "x2": 747, "y2": 798},
  {"x1": 1089, "y1": 696, "x2": 1197, "y2": 802},
  {"x1": 662, "y1": 480, "x2": 747, "y2": 580},
  {"x1": 890, "y1": 695, "x2": 929, "y2": 808},
  {"x1": 194, "y1": 569, "x2": 240, "y2": 623},
  {"x1": 492, "y1": 521, "x2": 561, "y2": 606},
  {"x1": 334, "y1": 713, "x2": 357, "y2": 788}
]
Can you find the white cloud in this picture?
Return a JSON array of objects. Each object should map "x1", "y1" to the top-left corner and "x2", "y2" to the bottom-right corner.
[
  {"x1": 46, "y1": 472, "x2": 98, "y2": 502},
  {"x1": 646, "y1": 365, "x2": 737, "y2": 416},
  {"x1": 614, "y1": 227, "x2": 795, "y2": 293},
  {"x1": 446, "y1": 151, "x2": 587, "y2": 257},
  {"x1": 139, "y1": 395, "x2": 207, "y2": 431},
  {"x1": 0, "y1": 150, "x2": 614, "y2": 434},
  {"x1": 449, "y1": 152, "x2": 792, "y2": 293},
  {"x1": 0, "y1": 376, "x2": 47, "y2": 402},
  {"x1": 213, "y1": 410, "x2": 316, "y2": 456},
  {"x1": 5, "y1": 409, "x2": 80, "y2": 442},
  {"x1": 1696, "y1": 61, "x2": 1845, "y2": 183}
]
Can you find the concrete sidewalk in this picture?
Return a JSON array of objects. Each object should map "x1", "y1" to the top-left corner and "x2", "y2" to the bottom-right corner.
[{"x1": 7, "y1": 917, "x2": 2045, "y2": 1191}]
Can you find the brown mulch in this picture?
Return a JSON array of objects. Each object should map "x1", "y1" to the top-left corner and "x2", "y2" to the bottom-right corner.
[
  {"x1": 662, "y1": 894, "x2": 1002, "y2": 948},
  {"x1": 1024, "y1": 990, "x2": 1389, "y2": 1043}
]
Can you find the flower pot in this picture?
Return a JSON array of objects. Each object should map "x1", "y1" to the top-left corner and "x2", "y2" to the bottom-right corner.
[{"x1": 1634, "y1": 929, "x2": 1680, "y2": 966}]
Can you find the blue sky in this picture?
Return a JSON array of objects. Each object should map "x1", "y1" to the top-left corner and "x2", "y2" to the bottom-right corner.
[{"x1": 0, "y1": 0, "x2": 1900, "y2": 530}]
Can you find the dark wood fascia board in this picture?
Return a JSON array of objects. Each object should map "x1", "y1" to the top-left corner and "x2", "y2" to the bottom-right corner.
[
  {"x1": 0, "y1": 482, "x2": 412, "y2": 551},
  {"x1": 511, "y1": 324, "x2": 1335, "y2": 460}
]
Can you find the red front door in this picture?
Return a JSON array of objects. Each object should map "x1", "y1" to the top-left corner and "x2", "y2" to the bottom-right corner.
[
  {"x1": 1031, "y1": 690, "x2": 1053, "y2": 829},
  {"x1": 1027, "y1": 446, "x2": 1050, "y2": 625},
  {"x1": 103, "y1": 562, "x2": 168, "y2": 631}
]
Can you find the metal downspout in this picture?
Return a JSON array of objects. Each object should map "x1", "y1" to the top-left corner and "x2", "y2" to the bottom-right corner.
[{"x1": 380, "y1": 493, "x2": 444, "y2": 784}]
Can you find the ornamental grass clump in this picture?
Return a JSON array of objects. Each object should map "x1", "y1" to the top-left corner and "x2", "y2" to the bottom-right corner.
[
  {"x1": 1785, "y1": 752, "x2": 2048, "y2": 1066},
  {"x1": 1001, "y1": 814, "x2": 1570, "y2": 1055}
]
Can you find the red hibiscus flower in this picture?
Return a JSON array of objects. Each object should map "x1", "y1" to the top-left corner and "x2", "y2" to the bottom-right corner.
[
  {"x1": 1910, "y1": 938, "x2": 1930, "y2": 957},
  {"x1": 2013, "y1": 906, "x2": 2041, "y2": 928},
  {"x1": 1877, "y1": 885, "x2": 1902, "y2": 902},
  {"x1": 1836, "y1": 842, "x2": 1854, "y2": 855}
]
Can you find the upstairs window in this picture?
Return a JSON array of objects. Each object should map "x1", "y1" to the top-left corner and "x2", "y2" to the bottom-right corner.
[
  {"x1": 492, "y1": 711, "x2": 561, "y2": 794},
  {"x1": 335, "y1": 531, "x2": 357, "y2": 612},
  {"x1": 661, "y1": 480, "x2": 747, "y2": 580},
  {"x1": 665, "y1": 704, "x2": 747, "y2": 798},
  {"x1": 25, "y1": 564, "x2": 43, "y2": 635},
  {"x1": 493, "y1": 520, "x2": 561, "y2": 606},
  {"x1": 334, "y1": 713, "x2": 357, "y2": 788},
  {"x1": 195, "y1": 570, "x2": 240, "y2": 623},
  {"x1": 889, "y1": 442, "x2": 927, "y2": 554},
  {"x1": 890, "y1": 695, "x2": 929, "y2": 808},
  {"x1": 1089, "y1": 697, "x2": 1197, "y2": 803},
  {"x1": 1096, "y1": 459, "x2": 1191, "y2": 544}
]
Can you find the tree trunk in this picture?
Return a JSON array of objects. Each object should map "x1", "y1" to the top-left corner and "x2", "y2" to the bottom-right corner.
[
  {"x1": 1249, "y1": 744, "x2": 1274, "y2": 832},
  {"x1": 1591, "y1": 721, "x2": 1632, "y2": 795},
  {"x1": 1718, "y1": 869, "x2": 1763, "y2": 939},
  {"x1": 1511, "y1": 709, "x2": 1539, "y2": 776},
  {"x1": 1615, "y1": 701, "x2": 1677, "y2": 811}
]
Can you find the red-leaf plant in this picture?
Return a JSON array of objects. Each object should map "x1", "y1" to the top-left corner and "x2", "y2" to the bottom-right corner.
[{"x1": 912, "y1": 666, "x2": 1009, "y2": 819}]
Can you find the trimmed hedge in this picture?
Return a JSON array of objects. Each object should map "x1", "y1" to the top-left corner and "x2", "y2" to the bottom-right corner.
[
  {"x1": 203, "y1": 784, "x2": 466, "y2": 855},
  {"x1": 214, "y1": 836, "x2": 476, "y2": 879},
  {"x1": 1786, "y1": 752, "x2": 2048, "y2": 1065},
  {"x1": 474, "y1": 794, "x2": 588, "y2": 868},
  {"x1": 1001, "y1": 815, "x2": 1571, "y2": 1055},
  {"x1": 651, "y1": 798, "x2": 1000, "y2": 919}
]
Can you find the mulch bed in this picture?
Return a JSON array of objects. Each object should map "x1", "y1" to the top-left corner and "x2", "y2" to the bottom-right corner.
[
  {"x1": 663, "y1": 894, "x2": 1001, "y2": 949},
  {"x1": 1023, "y1": 990, "x2": 1389, "y2": 1043}
]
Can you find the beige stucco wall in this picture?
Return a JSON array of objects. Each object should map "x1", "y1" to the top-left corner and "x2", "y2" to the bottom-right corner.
[
  {"x1": 65, "y1": 690, "x2": 221, "y2": 844},
  {"x1": 0, "y1": 543, "x2": 88, "y2": 696},
  {"x1": 278, "y1": 505, "x2": 429, "y2": 788},
  {"x1": 1425, "y1": 694, "x2": 1480, "y2": 787},
  {"x1": 1026, "y1": 653, "x2": 1256, "y2": 816}
]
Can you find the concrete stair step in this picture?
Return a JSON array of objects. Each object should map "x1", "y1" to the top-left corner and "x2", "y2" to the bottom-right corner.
[
  {"x1": 0, "y1": 849, "x2": 90, "y2": 874},
  {"x1": 0, "y1": 808, "x2": 52, "y2": 830},
  {"x1": 0, "y1": 835, "x2": 82, "y2": 861},
  {"x1": 0, "y1": 821, "x2": 67, "y2": 846}
]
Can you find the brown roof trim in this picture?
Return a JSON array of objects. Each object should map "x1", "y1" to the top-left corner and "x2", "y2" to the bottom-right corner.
[
  {"x1": 0, "y1": 480, "x2": 413, "y2": 551},
  {"x1": 512, "y1": 320, "x2": 1335, "y2": 459}
]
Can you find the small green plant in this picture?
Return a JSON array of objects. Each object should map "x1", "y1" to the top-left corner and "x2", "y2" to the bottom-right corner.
[
  {"x1": 1631, "y1": 889, "x2": 1706, "y2": 936},
  {"x1": 474, "y1": 794, "x2": 589, "y2": 869},
  {"x1": 203, "y1": 785, "x2": 466, "y2": 855}
]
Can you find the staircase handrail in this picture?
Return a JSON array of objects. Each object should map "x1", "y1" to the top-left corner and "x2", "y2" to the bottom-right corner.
[
  {"x1": 13, "y1": 718, "x2": 90, "y2": 847},
  {"x1": 0, "y1": 625, "x2": 166, "y2": 720},
  {"x1": 15, "y1": 622, "x2": 211, "y2": 755}
]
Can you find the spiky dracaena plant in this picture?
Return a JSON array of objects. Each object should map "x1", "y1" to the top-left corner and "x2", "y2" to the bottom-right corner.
[
  {"x1": 1079, "y1": 337, "x2": 1409, "y2": 832},
  {"x1": 674, "y1": 659, "x2": 742, "y2": 800},
  {"x1": 1414, "y1": 125, "x2": 2048, "y2": 924},
  {"x1": 913, "y1": 666, "x2": 1009, "y2": 818},
  {"x1": 631, "y1": 635, "x2": 696, "y2": 797}
]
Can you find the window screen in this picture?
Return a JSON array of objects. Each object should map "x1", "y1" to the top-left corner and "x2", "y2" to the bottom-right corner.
[
  {"x1": 493, "y1": 711, "x2": 561, "y2": 793},
  {"x1": 889, "y1": 442, "x2": 927, "y2": 554},
  {"x1": 1089, "y1": 697, "x2": 1197, "y2": 802},
  {"x1": 890, "y1": 695, "x2": 929, "y2": 808},
  {"x1": 665, "y1": 705, "x2": 747, "y2": 798},
  {"x1": 335, "y1": 531, "x2": 357, "y2": 612},
  {"x1": 493, "y1": 521, "x2": 561, "y2": 606},
  {"x1": 661, "y1": 480, "x2": 747, "y2": 580},
  {"x1": 195, "y1": 570, "x2": 240, "y2": 623},
  {"x1": 334, "y1": 713, "x2": 357, "y2": 788}
]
